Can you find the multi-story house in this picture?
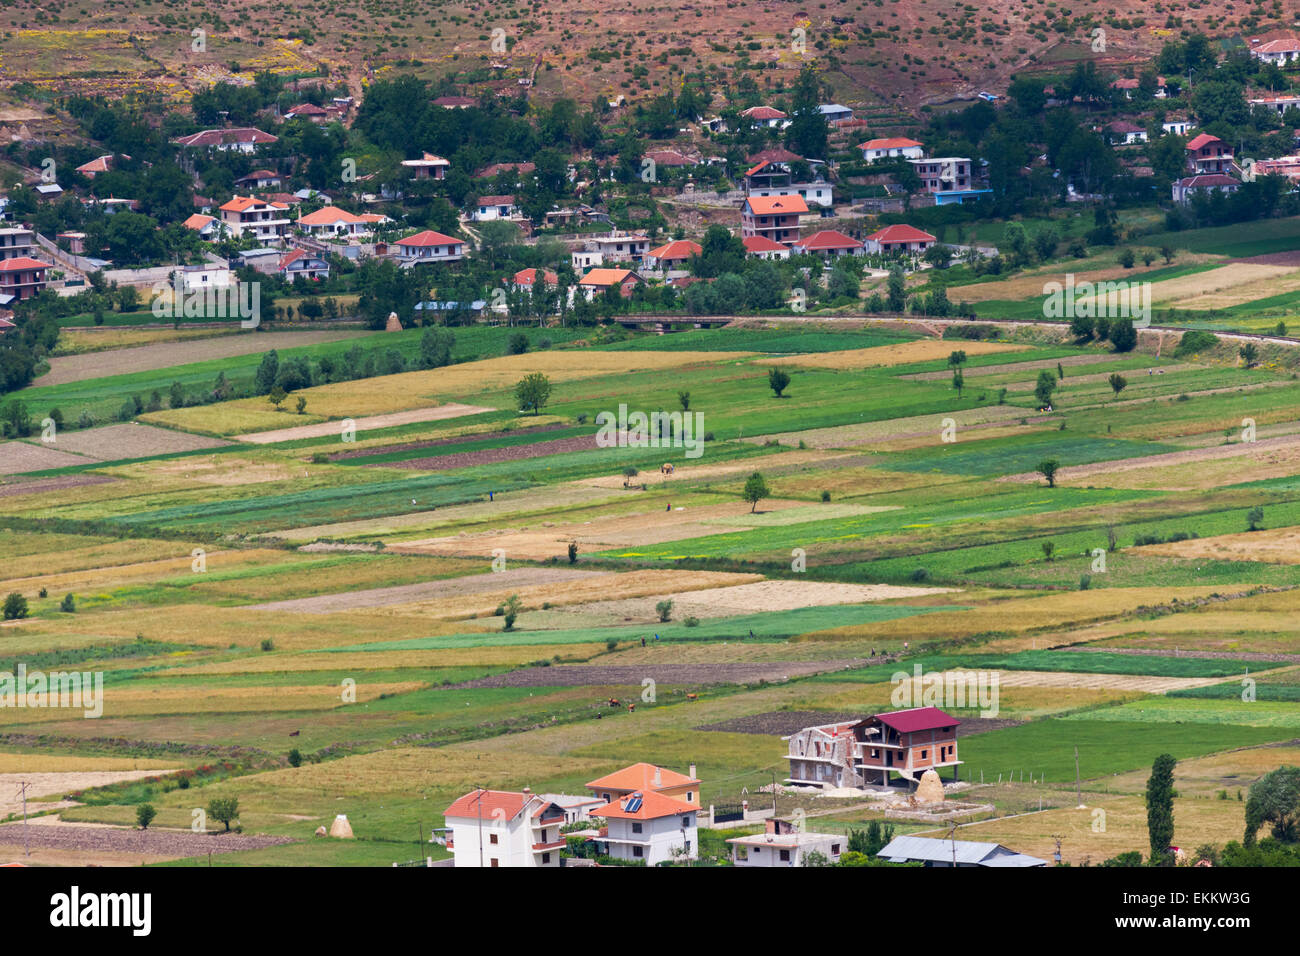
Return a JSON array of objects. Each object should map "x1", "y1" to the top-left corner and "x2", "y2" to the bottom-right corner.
[
  {"x1": 743, "y1": 149, "x2": 834, "y2": 208},
  {"x1": 219, "y1": 196, "x2": 292, "y2": 242},
  {"x1": 590, "y1": 790, "x2": 698, "y2": 865},
  {"x1": 740, "y1": 194, "x2": 808, "y2": 246},
  {"x1": 442, "y1": 788, "x2": 568, "y2": 867},
  {"x1": 858, "y1": 137, "x2": 925, "y2": 162},
  {"x1": 586, "y1": 762, "x2": 701, "y2": 806},
  {"x1": 0, "y1": 227, "x2": 35, "y2": 262},
  {"x1": 1186, "y1": 133, "x2": 1234, "y2": 174},
  {"x1": 0, "y1": 256, "x2": 52, "y2": 302},
  {"x1": 394, "y1": 229, "x2": 465, "y2": 264},
  {"x1": 784, "y1": 707, "x2": 961, "y2": 790},
  {"x1": 909, "y1": 156, "x2": 973, "y2": 192}
]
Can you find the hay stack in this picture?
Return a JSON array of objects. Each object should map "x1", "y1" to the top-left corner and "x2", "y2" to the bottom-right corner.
[
  {"x1": 385, "y1": 311, "x2": 402, "y2": 332},
  {"x1": 329, "y1": 814, "x2": 355, "y2": 838},
  {"x1": 915, "y1": 769, "x2": 945, "y2": 805}
]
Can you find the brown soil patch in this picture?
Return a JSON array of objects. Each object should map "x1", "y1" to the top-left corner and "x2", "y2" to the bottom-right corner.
[
  {"x1": 756, "y1": 339, "x2": 1025, "y2": 369},
  {"x1": 234, "y1": 402, "x2": 493, "y2": 444},
  {"x1": 383, "y1": 432, "x2": 597, "y2": 471},
  {"x1": 0, "y1": 441, "x2": 98, "y2": 475},
  {"x1": 247, "y1": 566, "x2": 610, "y2": 613},
  {"x1": 580, "y1": 450, "x2": 849, "y2": 488},
  {"x1": 0, "y1": 474, "x2": 117, "y2": 498},
  {"x1": 899, "y1": 353, "x2": 1117, "y2": 382},
  {"x1": 32, "y1": 330, "x2": 365, "y2": 387},
  {"x1": 391, "y1": 499, "x2": 808, "y2": 560},
  {"x1": 329, "y1": 422, "x2": 569, "y2": 460},
  {"x1": 993, "y1": 670, "x2": 1226, "y2": 693},
  {"x1": 0, "y1": 771, "x2": 169, "y2": 819},
  {"x1": 46, "y1": 423, "x2": 231, "y2": 459},
  {"x1": 0, "y1": 822, "x2": 292, "y2": 864},
  {"x1": 697, "y1": 710, "x2": 1022, "y2": 736},
  {"x1": 1132, "y1": 525, "x2": 1300, "y2": 566}
]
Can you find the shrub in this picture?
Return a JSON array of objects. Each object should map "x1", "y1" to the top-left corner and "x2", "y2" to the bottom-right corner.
[
  {"x1": 1079, "y1": 574, "x2": 1091, "y2": 590},
  {"x1": 821, "y1": 490, "x2": 831, "y2": 502},
  {"x1": 768, "y1": 367, "x2": 791, "y2": 397},
  {"x1": 567, "y1": 541, "x2": 579, "y2": 564},
  {"x1": 260, "y1": 638, "x2": 274, "y2": 651},
  {"x1": 1175, "y1": 330, "x2": 1217, "y2": 357},
  {"x1": 655, "y1": 599, "x2": 674, "y2": 622},
  {"x1": 503, "y1": 594, "x2": 523, "y2": 631},
  {"x1": 60, "y1": 593, "x2": 76, "y2": 613},
  {"x1": 2, "y1": 592, "x2": 27, "y2": 620},
  {"x1": 910, "y1": 568, "x2": 930, "y2": 582},
  {"x1": 683, "y1": 616, "x2": 700, "y2": 627},
  {"x1": 288, "y1": 749, "x2": 302, "y2": 767}
]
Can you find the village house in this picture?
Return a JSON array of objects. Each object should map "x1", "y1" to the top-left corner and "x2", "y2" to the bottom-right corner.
[
  {"x1": 400, "y1": 152, "x2": 451, "y2": 180},
  {"x1": 1250, "y1": 35, "x2": 1300, "y2": 66},
  {"x1": 181, "y1": 213, "x2": 222, "y2": 240},
  {"x1": 0, "y1": 227, "x2": 36, "y2": 262},
  {"x1": 511, "y1": 267, "x2": 559, "y2": 292},
  {"x1": 476, "y1": 161, "x2": 536, "y2": 181},
  {"x1": 742, "y1": 234, "x2": 792, "y2": 260},
  {"x1": 219, "y1": 196, "x2": 293, "y2": 242},
  {"x1": 235, "y1": 169, "x2": 282, "y2": 190},
  {"x1": 818, "y1": 103, "x2": 854, "y2": 123},
  {"x1": 858, "y1": 137, "x2": 926, "y2": 162},
  {"x1": 56, "y1": 231, "x2": 86, "y2": 254},
  {"x1": 1186, "y1": 133, "x2": 1234, "y2": 174},
  {"x1": 283, "y1": 103, "x2": 332, "y2": 123},
  {"x1": 0, "y1": 256, "x2": 52, "y2": 302},
  {"x1": 1172, "y1": 173, "x2": 1241, "y2": 204},
  {"x1": 864, "y1": 224, "x2": 937, "y2": 255},
  {"x1": 433, "y1": 95, "x2": 476, "y2": 109},
  {"x1": 75, "y1": 155, "x2": 118, "y2": 179},
  {"x1": 644, "y1": 239, "x2": 701, "y2": 272},
  {"x1": 740, "y1": 105, "x2": 789, "y2": 129},
  {"x1": 744, "y1": 149, "x2": 834, "y2": 208},
  {"x1": 297, "y1": 205, "x2": 387, "y2": 238},
  {"x1": 791, "y1": 229, "x2": 864, "y2": 259},
  {"x1": 1110, "y1": 76, "x2": 1167, "y2": 99},
  {"x1": 441, "y1": 788, "x2": 568, "y2": 867},
  {"x1": 785, "y1": 706, "x2": 961, "y2": 790},
  {"x1": 583, "y1": 232, "x2": 651, "y2": 266},
  {"x1": 234, "y1": 248, "x2": 284, "y2": 275},
  {"x1": 589, "y1": 789, "x2": 698, "y2": 865},
  {"x1": 741, "y1": 194, "x2": 808, "y2": 246},
  {"x1": 170, "y1": 263, "x2": 232, "y2": 294},
  {"x1": 173, "y1": 128, "x2": 279, "y2": 154},
  {"x1": 395, "y1": 229, "x2": 466, "y2": 265},
  {"x1": 1253, "y1": 155, "x2": 1300, "y2": 183},
  {"x1": 537, "y1": 793, "x2": 605, "y2": 824},
  {"x1": 577, "y1": 267, "x2": 643, "y2": 300},
  {"x1": 470, "y1": 195, "x2": 519, "y2": 222},
  {"x1": 279, "y1": 248, "x2": 330, "y2": 282},
  {"x1": 1162, "y1": 116, "x2": 1196, "y2": 137},
  {"x1": 1249, "y1": 93, "x2": 1300, "y2": 117},
  {"x1": 1105, "y1": 120, "x2": 1148, "y2": 145},
  {"x1": 586, "y1": 762, "x2": 701, "y2": 805},
  {"x1": 727, "y1": 817, "x2": 845, "y2": 867},
  {"x1": 643, "y1": 148, "x2": 699, "y2": 170},
  {"x1": 877, "y1": 835, "x2": 1046, "y2": 868}
]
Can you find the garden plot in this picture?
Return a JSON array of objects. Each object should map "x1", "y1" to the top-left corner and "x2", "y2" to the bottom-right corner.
[
  {"x1": 246, "y1": 566, "x2": 610, "y2": 613},
  {"x1": 991, "y1": 669, "x2": 1227, "y2": 693},
  {"x1": 899, "y1": 353, "x2": 1118, "y2": 382},
  {"x1": 43, "y1": 423, "x2": 232, "y2": 459},
  {"x1": 234, "y1": 403, "x2": 493, "y2": 444},
  {"x1": 579, "y1": 450, "x2": 850, "y2": 488},
  {"x1": 0, "y1": 441, "x2": 99, "y2": 475},
  {"x1": 747, "y1": 407, "x2": 1035, "y2": 449},
  {"x1": 756, "y1": 339, "x2": 1025, "y2": 370},
  {"x1": 537, "y1": 580, "x2": 957, "y2": 629},
  {"x1": 389, "y1": 499, "x2": 809, "y2": 560},
  {"x1": 1159, "y1": 262, "x2": 1300, "y2": 309},
  {"x1": 703, "y1": 503, "x2": 900, "y2": 527},
  {"x1": 999, "y1": 434, "x2": 1300, "y2": 487},
  {"x1": 1132, "y1": 525, "x2": 1300, "y2": 565},
  {"x1": 0, "y1": 474, "x2": 117, "y2": 498},
  {"x1": 0, "y1": 771, "x2": 176, "y2": 820}
]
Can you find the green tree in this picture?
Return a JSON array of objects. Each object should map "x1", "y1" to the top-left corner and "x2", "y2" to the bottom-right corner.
[
  {"x1": 1239, "y1": 343, "x2": 1259, "y2": 368},
  {"x1": 1110, "y1": 318, "x2": 1137, "y2": 353},
  {"x1": 1248, "y1": 505, "x2": 1265, "y2": 532},
  {"x1": 1037, "y1": 459, "x2": 1060, "y2": 488},
  {"x1": 1034, "y1": 369, "x2": 1057, "y2": 407},
  {"x1": 886, "y1": 264, "x2": 907, "y2": 312},
  {"x1": 1146, "y1": 753, "x2": 1177, "y2": 865},
  {"x1": 655, "y1": 599, "x2": 673, "y2": 622},
  {"x1": 207, "y1": 796, "x2": 239, "y2": 832},
  {"x1": 136, "y1": 803, "x2": 157, "y2": 829},
  {"x1": 743, "y1": 472, "x2": 769, "y2": 513},
  {"x1": 1108, "y1": 373, "x2": 1127, "y2": 399},
  {"x1": 253, "y1": 350, "x2": 280, "y2": 394},
  {"x1": 60, "y1": 593, "x2": 76, "y2": 613},
  {"x1": 1244, "y1": 765, "x2": 1300, "y2": 846},
  {"x1": 2, "y1": 592, "x2": 27, "y2": 620},
  {"x1": 502, "y1": 593, "x2": 523, "y2": 631},
  {"x1": 288, "y1": 749, "x2": 302, "y2": 768},
  {"x1": 268, "y1": 386, "x2": 287, "y2": 411},
  {"x1": 768, "y1": 367, "x2": 791, "y2": 398},
  {"x1": 515, "y1": 372, "x2": 552, "y2": 415}
]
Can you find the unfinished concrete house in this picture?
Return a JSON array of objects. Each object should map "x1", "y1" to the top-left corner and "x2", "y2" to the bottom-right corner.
[{"x1": 784, "y1": 707, "x2": 962, "y2": 791}]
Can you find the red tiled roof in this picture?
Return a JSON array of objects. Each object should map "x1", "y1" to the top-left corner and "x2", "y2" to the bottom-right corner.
[
  {"x1": 0, "y1": 257, "x2": 50, "y2": 271},
  {"x1": 513, "y1": 267, "x2": 558, "y2": 287},
  {"x1": 743, "y1": 235, "x2": 788, "y2": 253},
  {"x1": 867, "y1": 224, "x2": 937, "y2": 244},
  {"x1": 1176, "y1": 174, "x2": 1239, "y2": 187},
  {"x1": 647, "y1": 239, "x2": 702, "y2": 261},
  {"x1": 742, "y1": 106, "x2": 787, "y2": 120},
  {"x1": 578, "y1": 268, "x2": 641, "y2": 287},
  {"x1": 476, "y1": 195, "x2": 516, "y2": 206},
  {"x1": 874, "y1": 706, "x2": 959, "y2": 734},
  {"x1": 858, "y1": 137, "x2": 924, "y2": 151},
  {"x1": 586, "y1": 762, "x2": 698, "y2": 792},
  {"x1": 796, "y1": 229, "x2": 863, "y2": 251},
  {"x1": 183, "y1": 213, "x2": 216, "y2": 230},
  {"x1": 397, "y1": 229, "x2": 463, "y2": 247},
  {"x1": 220, "y1": 196, "x2": 289, "y2": 213},
  {"x1": 476, "y1": 161, "x2": 534, "y2": 178},
  {"x1": 745, "y1": 194, "x2": 809, "y2": 216},
  {"x1": 589, "y1": 790, "x2": 697, "y2": 821},
  {"x1": 1186, "y1": 133, "x2": 1226, "y2": 151},
  {"x1": 174, "y1": 128, "x2": 278, "y2": 147},
  {"x1": 444, "y1": 789, "x2": 527, "y2": 820}
]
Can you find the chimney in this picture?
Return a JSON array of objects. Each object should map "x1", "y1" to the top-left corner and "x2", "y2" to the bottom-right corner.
[
  {"x1": 689, "y1": 763, "x2": 696, "y2": 779},
  {"x1": 652, "y1": 766, "x2": 662, "y2": 788},
  {"x1": 522, "y1": 786, "x2": 531, "y2": 794}
]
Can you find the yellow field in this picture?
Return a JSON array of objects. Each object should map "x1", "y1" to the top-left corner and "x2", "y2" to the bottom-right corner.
[
  {"x1": 1133, "y1": 525, "x2": 1300, "y2": 564},
  {"x1": 1161, "y1": 263, "x2": 1300, "y2": 309},
  {"x1": 165, "y1": 643, "x2": 613, "y2": 674},
  {"x1": 757, "y1": 339, "x2": 1026, "y2": 369},
  {"x1": 142, "y1": 350, "x2": 752, "y2": 435},
  {"x1": 55, "y1": 328, "x2": 235, "y2": 354},
  {"x1": 0, "y1": 753, "x2": 182, "y2": 773}
]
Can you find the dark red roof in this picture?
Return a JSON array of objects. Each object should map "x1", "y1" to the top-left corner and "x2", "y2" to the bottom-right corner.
[{"x1": 874, "y1": 707, "x2": 959, "y2": 733}]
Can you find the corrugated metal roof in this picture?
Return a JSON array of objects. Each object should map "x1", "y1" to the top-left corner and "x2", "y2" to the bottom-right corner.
[{"x1": 878, "y1": 835, "x2": 1044, "y2": 866}]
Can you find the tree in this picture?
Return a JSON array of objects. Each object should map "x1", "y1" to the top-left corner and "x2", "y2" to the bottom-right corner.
[
  {"x1": 768, "y1": 367, "x2": 791, "y2": 398},
  {"x1": 288, "y1": 749, "x2": 302, "y2": 767},
  {"x1": 1146, "y1": 753, "x2": 1177, "y2": 865},
  {"x1": 783, "y1": 64, "x2": 829, "y2": 159},
  {"x1": 924, "y1": 244, "x2": 954, "y2": 270},
  {"x1": 948, "y1": 350, "x2": 967, "y2": 368},
  {"x1": 567, "y1": 541, "x2": 579, "y2": 564},
  {"x1": 60, "y1": 593, "x2": 76, "y2": 613},
  {"x1": 1110, "y1": 318, "x2": 1137, "y2": 353},
  {"x1": 253, "y1": 350, "x2": 280, "y2": 394},
  {"x1": 677, "y1": 390, "x2": 690, "y2": 411},
  {"x1": 622, "y1": 466, "x2": 639, "y2": 488},
  {"x1": 2, "y1": 592, "x2": 27, "y2": 620},
  {"x1": 419, "y1": 327, "x2": 455, "y2": 369},
  {"x1": 1037, "y1": 459, "x2": 1060, "y2": 488},
  {"x1": 502, "y1": 593, "x2": 523, "y2": 631},
  {"x1": 886, "y1": 264, "x2": 907, "y2": 312},
  {"x1": 207, "y1": 796, "x2": 239, "y2": 832},
  {"x1": 952, "y1": 368, "x2": 964, "y2": 397},
  {"x1": 1034, "y1": 369, "x2": 1057, "y2": 407},
  {"x1": 1244, "y1": 765, "x2": 1300, "y2": 846},
  {"x1": 1160, "y1": 244, "x2": 1176, "y2": 264},
  {"x1": 507, "y1": 332, "x2": 530, "y2": 355},
  {"x1": 136, "y1": 804, "x2": 156, "y2": 829},
  {"x1": 743, "y1": 472, "x2": 769, "y2": 513},
  {"x1": 1041, "y1": 540, "x2": 1055, "y2": 562},
  {"x1": 268, "y1": 386, "x2": 287, "y2": 411},
  {"x1": 295, "y1": 396, "x2": 307, "y2": 415},
  {"x1": 515, "y1": 372, "x2": 552, "y2": 415},
  {"x1": 847, "y1": 819, "x2": 894, "y2": 856},
  {"x1": 655, "y1": 599, "x2": 673, "y2": 622},
  {"x1": 1239, "y1": 343, "x2": 1259, "y2": 368},
  {"x1": 1108, "y1": 373, "x2": 1127, "y2": 399},
  {"x1": 1248, "y1": 505, "x2": 1265, "y2": 532},
  {"x1": 1117, "y1": 247, "x2": 1136, "y2": 269}
]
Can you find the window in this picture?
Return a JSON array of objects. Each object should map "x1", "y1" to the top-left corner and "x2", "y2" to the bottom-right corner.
[
  {"x1": 632, "y1": 846, "x2": 643, "y2": 858},
  {"x1": 921, "y1": 750, "x2": 928, "y2": 759},
  {"x1": 682, "y1": 817, "x2": 690, "y2": 827},
  {"x1": 779, "y1": 850, "x2": 790, "y2": 862},
  {"x1": 490, "y1": 859, "x2": 498, "y2": 867},
  {"x1": 489, "y1": 833, "x2": 498, "y2": 845},
  {"x1": 686, "y1": 792, "x2": 694, "y2": 802},
  {"x1": 541, "y1": 853, "x2": 550, "y2": 864},
  {"x1": 831, "y1": 844, "x2": 841, "y2": 855},
  {"x1": 632, "y1": 822, "x2": 643, "y2": 833}
]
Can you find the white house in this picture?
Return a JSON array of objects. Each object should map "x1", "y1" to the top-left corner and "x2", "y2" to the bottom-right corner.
[
  {"x1": 1249, "y1": 94, "x2": 1300, "y2": 117},
  {"x1": 471, "y1": 195, "x2": 519, "y2": 222},
  {"x1": 571, "y1": 248, "x2": 604, "y2": 271},
  {"x1": 818, "y1": 104, "x2": 854, "y2": 123},
  {"x1": 728, "y1": 818, "x2": 846, "y2": 867},
  {"x1": 742, "y1": 235, "x2": 792, "y2": 260},
  {"x1": 590, "y1": 790, "x2": 698, "y2": 865},
  {"x1": 172, "y1": 128, "x2": 279, "y2": 154},
  {"x1": 219, "y1": 196, "x2": 292, "y2": 242},
  {"x1": 864, "y1": 224, "x2": 937, "y2": 255},
  {"x1": 442, "y1": 788, "x2": 568, "y2": 867},
  {"x1": 400, "y1": 152, "x2": 450, "y2": 180},
  {"x1": 395, "y1": 229, "x2": 465, "y2": 264},
  {"x1": 171, "y1": 264, "x2": 232, "y2": 294},
  {"x1": 1250, "y1": 36, "x2": 1300, "y2": 66},
  {"x1": 297, "y1": 205, "x2": 387, "y2": 238},
  {"x1": 859, "y1": 137, "x2": 925, "y2": 162},
  {"x1": 583, "y1": 232, "x2": 651, "y2": 265},
  {"x1": 740, "y1": 105, "x2": 789, "y2": 129},
  {"x1": 1162, "y1": 117, "x2": 1196, "y2": 137},
  {"x1": 1172, "y1": 174, "x2": 1241, "y2": 204}
]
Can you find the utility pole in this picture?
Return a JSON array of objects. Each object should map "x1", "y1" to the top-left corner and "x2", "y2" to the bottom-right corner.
[
  {"x1": 477, "y1": 786, "x2": 484, "y2": 868},
  {"x1": 947, "y1": 819, "x2": 957, "y2": 867},
  {"x1": 18, "y1": 782, "x2": 29, "y2": 857},
  {"x1": 771, "y1": 772, "x2": 777, "y2": 817}
]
